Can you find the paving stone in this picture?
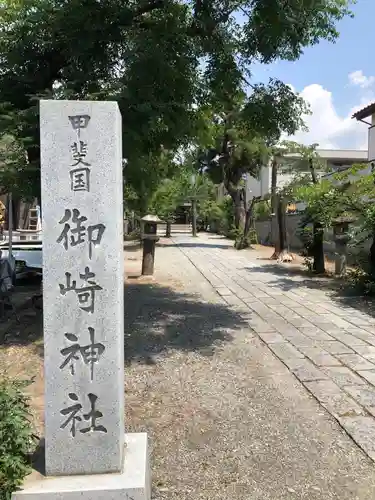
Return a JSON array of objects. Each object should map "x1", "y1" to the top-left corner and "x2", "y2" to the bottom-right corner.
[
  {"x1": 347, "y1": 327, "x2": 375, "y2": 336},
  {"x1": 323, "y1": 367, "x2": 367, "y2": 387},
  {"x1": 354, "y1": 333, "x2": 375, "y2": 346},
  {"x1": 287, "y1": 317, "x2": 314, "y2": 328},
  {"x1": 358, "y1": 370, "x2": 375, "y2": 387},
  {"x1": 267, "y1": 304, "x2": 292, "y2": 313},
  {"x1": 257, "y1": 332, "x2": 285, "y2": 344},
  {"x1": 353, "y1": 345, "x2": 375, "y2": 360},
  {"x1": 271, "y1": 322, "x2": 301, "y2": 336},
  {"x1": 350, "y1": 319, "x2": 373, "y2": 327},
  {"x1": 344, "y1": 385, "x2": 375, "y2": 417},
  {"x1": 282, "y1": 331, "x2": 315, "y2": 346},
  {"x1": 331, "y1": 318, "x2": 354, "y2": 329},
  {"x1": 246, "y1": 318, "x2": 276, "y2": 334},
  {"x1": 224, "y1": 294, "x2": 245, "y2": 307},
  {"x1": 234, "y1": 289, "x2": 254, "y2": 300},
  {"x1": 304, "y1": 380, "x2": 364, "y2": 419},
  {"x1": 290, "y1": 359, "x2": 330, "y2": 382},
  {"x1": 298, "y1": 347, "x2": 342, "y2": 367},
  {"x1": 338, "y1": 416, "x2": 375, "y2": 461},
  {"x1": 322, "y1": 327, "x2": 349, "y2": 336},
  {"x1": 309, "y1": 322, "x2": 338, "y2": 333},
  {"x1": 268, "y1": 342, "x2": 305, "y2": 362},
  {"x1": 215, "y1": 287, "x2": 232, "y2": 296},
  {"x1": 337, "y1": 354, "x2": 375, "y2": 371},
  {"x1": 329, "y1": 332, "x2": 368, "y2": 348},
  {"x1": 298, "y1": 327, "x2": 334, "y2": 341},
  {"x1": 317, "y1": 341, "x2": 354, "y2": 355}
]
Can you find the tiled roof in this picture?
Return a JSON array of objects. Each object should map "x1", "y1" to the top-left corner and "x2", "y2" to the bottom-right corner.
[{"x1": 352, "y1": 102, "x2": 375, "y2": 121}]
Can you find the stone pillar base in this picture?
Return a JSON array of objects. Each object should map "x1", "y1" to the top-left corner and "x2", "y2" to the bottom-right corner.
[{"x1": 12, "y1": 433, "x2": 150, "y2": 500}]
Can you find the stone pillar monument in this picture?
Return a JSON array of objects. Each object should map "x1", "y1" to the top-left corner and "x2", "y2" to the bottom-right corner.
[{"x1": 13, "y1": 100, "x2": 150, "y2": 499}]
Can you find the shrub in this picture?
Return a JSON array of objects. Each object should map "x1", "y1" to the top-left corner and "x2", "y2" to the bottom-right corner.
[{"x1": 0, "y1": 377, "x2": 36, "y2": 500}]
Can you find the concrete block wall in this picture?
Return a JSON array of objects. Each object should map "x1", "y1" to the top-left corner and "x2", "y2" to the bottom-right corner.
[{"x1": 254, "y1": 214, "x2": 371, "y2": 259}]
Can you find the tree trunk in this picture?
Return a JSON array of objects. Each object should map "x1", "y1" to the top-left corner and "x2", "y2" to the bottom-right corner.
[
  {"x1": 271, "y1": 158, "x2": 278, "y2": 214},
  {"x1": 235, "y1": 197, "x2": 259, "y2": 250},
  {"x1": 369, "y1": 233, "x2": 375, "y2": 278},
  {"x1": 309, "y1": 158, "x2": 325, "y2": 273},
  {"x1": 311, "y1": 221, "x2": 325, "y2": 273},
  {"x1": 243, "y1": 196, "x2": 260, "y2": 240},
  {"x1": 232, "y1": 188, "x2": 246, "y2": 231},
  {"x1": 276, "y1": 197, "x2": 293, "y2": 262},
  {"x1": 277, "y1": 198, "x2": 286, "y2": 253},
  {"x1": 191, "y1": 199, "x2": 197, "y2": 237},
  {"x1": 270, "y1": 158, "x2": 280, "y2": 259}
]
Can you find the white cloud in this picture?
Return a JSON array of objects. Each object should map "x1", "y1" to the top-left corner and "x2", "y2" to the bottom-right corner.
[
  {"x1": 348, "y1": 70, "x2": 375, "y2": 89},
  {"x1": 287, "y1": 78, "x2": 373, "y2": 150}
]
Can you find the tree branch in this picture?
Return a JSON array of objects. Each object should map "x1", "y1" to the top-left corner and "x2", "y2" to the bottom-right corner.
[
  {"x1": 132, "y1": 0, "x2": 165, "y2": 20},
  {"x1": 118, "y1": 0, "x2": 165, "y2": 29}
]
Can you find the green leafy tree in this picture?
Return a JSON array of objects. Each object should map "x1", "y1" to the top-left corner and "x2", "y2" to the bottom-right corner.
[
  {"x1": 0, "y1": 0, "x2": 354, "y2": 207},
  {"x1": 295, "y1": 163, "x2": 375, "y2": 276},
  {"x1": 149, "y1": 177, "x2": 181, "y2": 236},
  {"x1": 174, "y1": 168, "x2": 214, "y2": 236},
  {"x1": 198, "y1": 198, "x2": 224, "y2": 231},
  {"x1": 149, "y1": 166, "x2": 214, "y2": 236},
  {"x1": 202, "y1": 89, "x2": 308, "y2": 231}
]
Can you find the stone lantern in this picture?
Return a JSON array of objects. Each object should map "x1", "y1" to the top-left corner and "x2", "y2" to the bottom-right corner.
[
  {"x1": 332, "y1": 215, "x2": 355, "y2": 276},
  {"x1": 141, "y1": 214, "x2": 164, "y2": 275}
]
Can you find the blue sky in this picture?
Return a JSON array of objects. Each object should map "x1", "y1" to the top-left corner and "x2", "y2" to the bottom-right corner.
[{"x1": 249, "y1": 0, "x2": 374, "y2": 149}]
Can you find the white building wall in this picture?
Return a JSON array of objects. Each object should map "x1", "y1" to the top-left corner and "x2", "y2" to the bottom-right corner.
[
  {"x1": 245, "y1": 149, "x2": 368, "y2": 202},
  {"x1": 245, "y1": 164, "x2": 271, "y2": 200}
]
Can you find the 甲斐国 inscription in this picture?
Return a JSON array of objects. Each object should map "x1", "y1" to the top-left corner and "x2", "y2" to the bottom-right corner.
[
  {"x1": 69, "y1": 115, "x2": 91, "y2": 192},
  {"x1": 68, "y1": 114, "x2": 90, "y2": 136}
]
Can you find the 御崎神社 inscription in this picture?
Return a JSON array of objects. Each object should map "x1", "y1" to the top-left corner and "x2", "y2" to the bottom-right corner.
[
  {"x1": 57, "y1": 208, "x2": 106, "y2": 259},
  {"x1": 41, "y1": 100, "x2": 124, "y2": 476},
  {"x1": 59, "y1": 267, "x2": 103, "y2": 314},
  {"x1": 60, "y1": 392, "x2": 107, "y2": 437},
  {"x1": 60, "y1": 327, "x2": 105, "y2": 381}
]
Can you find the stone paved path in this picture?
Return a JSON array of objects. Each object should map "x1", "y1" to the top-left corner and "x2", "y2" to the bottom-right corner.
[{"x1": 171, "y1": 232, "x2": 375, "y2": 463}]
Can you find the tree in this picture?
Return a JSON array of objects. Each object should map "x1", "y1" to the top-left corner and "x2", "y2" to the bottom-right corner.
[
  {"x1": 295, "y1": 162, "x2": 375, "y2": 277},
  {"x1": 289, "y1": 143, "x2": 327, "y2": 272},
  {"x1": 175, "y1": 168, "x2": 214, "y2": 236},
  {"x1": 203, "y1": 85, "x2": 308, "y2": 232},
  {"x1": 149, "y1": 178, "x2": 181, "y2": 236},
  {"x1": 268, "y1": 141, "x2": 301, "y2": 260},
  {"x1": 149, "y1": 165, "x2": 214, "y2": 236},
  {"x1": 0, "y1": 0, "x2": 354, "y2": 208}
]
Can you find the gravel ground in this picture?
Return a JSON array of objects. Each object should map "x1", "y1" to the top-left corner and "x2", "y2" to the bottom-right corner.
[{"x1": 125, "y1": 239, "x2": 375, "y2": 500}]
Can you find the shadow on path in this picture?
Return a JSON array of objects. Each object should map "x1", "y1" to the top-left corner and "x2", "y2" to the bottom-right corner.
[
  {"x1": 245, "y1": 264, "x2": 375, "y2": 318},
  {"x1": 124, "y1": 282, "x2": 248, "y2": 365},
  {"x1": 159, "y1": 242, "x2": 233, "y2": 250},
  {"x1": 2, "y1": 280, "x2": 249, "y2": 362}
]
